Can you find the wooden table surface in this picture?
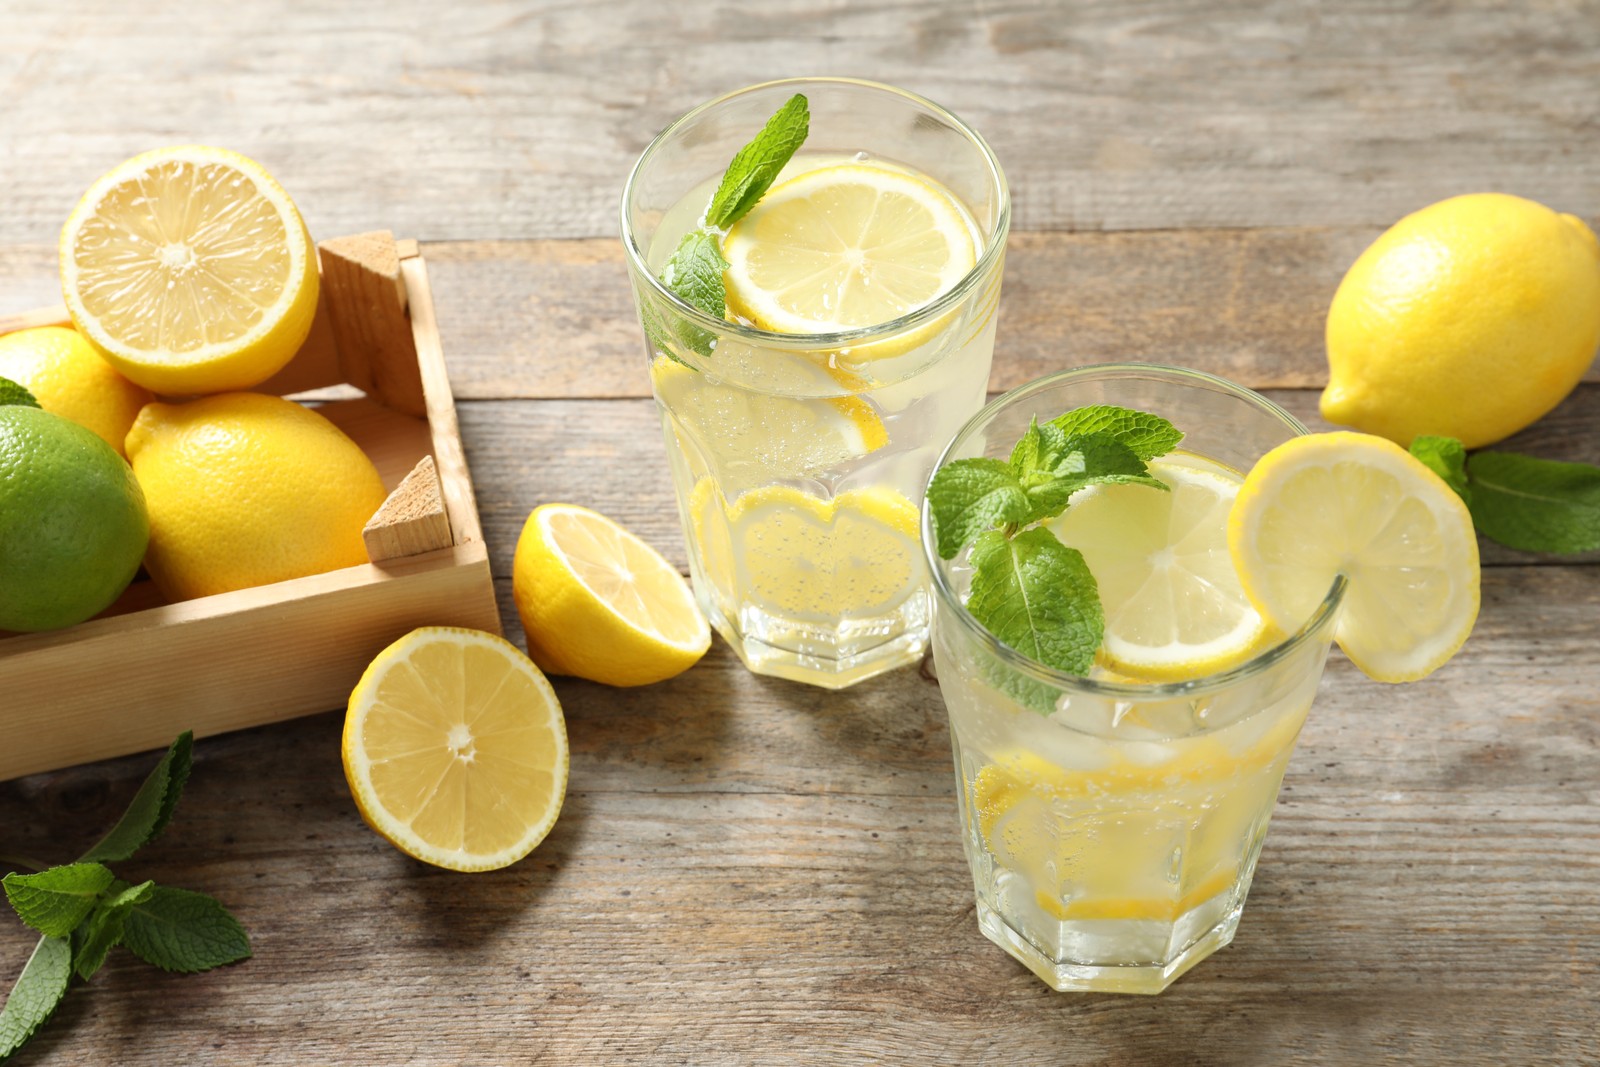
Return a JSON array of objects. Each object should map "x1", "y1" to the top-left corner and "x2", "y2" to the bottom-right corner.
[{"x1": 3, "y1": 3, "x2": 1598, "y2": 1064}]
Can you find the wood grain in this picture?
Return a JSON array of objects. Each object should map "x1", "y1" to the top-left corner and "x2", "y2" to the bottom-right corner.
[
  {"x1": 3, "y1": 1, "x2": 1600, "y2": 243},
  {"x1": 0, "y1": 564, "x2": 1594, "y2": 1064}
]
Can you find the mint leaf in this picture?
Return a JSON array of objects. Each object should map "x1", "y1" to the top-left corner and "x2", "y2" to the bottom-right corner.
[
  {"x1": 967, "y1": 527, "x2": 1104, "y2": 675},
  {"x1": 1014, "y1": 429, "x2": 1166, "y2": 520},
  {"x1": 1467, "y1": 451, "x2": 1600, "y2": 554},
  {"x1": 660, "y1": 230, "x2": 730, "y2": 321},
  {"x1": 0, "y1": 376, "x2": 39, "y2": 409},
  {"x1": 3, "y1": 864, "x2": 115, "y2": 938},
  {"x1": 122, "y1": 887, "x2": 251, "y2": 974},
  {"x1": 80, "y1": 731, "x2": 193, "y2": 864},
  {"x1": 1048, "y1": 405, "x2": 1182, "y2": 462},
  {"x1": 705, "y1": 94, "x2": 810, "y2": 230},
  {"x1": 0, "y1": 936, "x2": 69, "y2": 1060},
  {"x1": 70, "y1": 880, "x2": 153, "y2": 982},
  {"x1": 927, "y1": 458, "x2": 1032, "y2": 559},
  {"x1": 1410, "y1": 435, "x2": 1471, "y2": 504}
]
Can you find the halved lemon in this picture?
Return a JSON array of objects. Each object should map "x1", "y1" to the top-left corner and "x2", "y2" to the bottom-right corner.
[
  {"x1": 60, "y1": 145, "x2": 318, "y2": 395},
  {"x1": 691, "y1": 483, "x2": 922, "y2": 622},
  {"x1": 650, "y1": 355, "x2": 885, "y2": 477},
  {"x1": 513, "y1": 503, "x2": 711, "y2": 686},
  {"x1": 342, "y1": 627, "x2": 568, "y2": 873},
  {"x1": 722, "y1": 162, "x2": 977, "y2": 354},
  {"x1": 1228, "y1": 432, "x2": 1479, "y2": 682},
  {"x1": 1052, "y1": 453, "x2": 1271, "y2": 681}
]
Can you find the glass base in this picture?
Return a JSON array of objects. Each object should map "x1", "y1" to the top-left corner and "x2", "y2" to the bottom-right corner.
[
  {"x1": 707, "y1": 598, "x2": 928, "y2": 689},
  {"x1": 975, "y1": 895, "x2": 1244, "y2": 995}
]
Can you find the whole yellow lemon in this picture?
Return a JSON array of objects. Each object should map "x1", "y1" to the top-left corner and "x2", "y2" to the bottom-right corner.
[
  {"x1": 1322, "y1": 193, "x2": 1600, "y2": 448},
  {"x1": 125, "y1": 392, "x2": 388, "y2": 601},
  {"x1": 0, "y1": 326, "x2": 153, "y2": 456}
]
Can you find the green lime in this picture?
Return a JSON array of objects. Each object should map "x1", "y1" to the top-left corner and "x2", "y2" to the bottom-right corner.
[{"x1": 0, "y1": 404, "x2": 150, "y2": 632}]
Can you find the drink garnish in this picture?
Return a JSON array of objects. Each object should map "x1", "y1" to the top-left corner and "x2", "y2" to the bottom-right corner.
[
  {"x1": 646, "y1": 94, "x2": 809, "y2": 359},
  {"x1": 927, "y1": 405, "x2": 1181, "y2": 675},
  {"x1": 1409, "y1": 434, "x2": 1600, "y2": 554}
]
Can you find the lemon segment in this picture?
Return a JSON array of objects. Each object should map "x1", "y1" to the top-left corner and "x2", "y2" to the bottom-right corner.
[
  {"x1": 722, "y1": 162, "x2": 976, "y2": 353},
  {"x1": 1228, "y1": 432, "x2": 1479, "y2": 682},
  {"x1": 513, "y1": 503, "x2": 710, "y2": 687},
  {"x1": 1050, "y1": 454, "x2": 1270, "y2": 681},
  {"x1": 60, "y1": 145, "x2": 319, "y2": 395},
  {"x1": 342, "y1": 627, "x2": 569, "y2": 872},
  {"x1": 691, "y1": 481, "x2": 921, "y2": 622},
  {"x1": 650, "y1": 355, "x2": 886, "y2": 476}
]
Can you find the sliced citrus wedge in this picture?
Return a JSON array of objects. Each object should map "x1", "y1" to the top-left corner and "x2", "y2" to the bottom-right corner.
[
  {"x1": 1051, "y1": 453, "x2": 1270, "y2": 681},
  {"x1": 722, "y1": 162, "x2": 976, "y2": 351},
  {"x1": 513, "y1": 503, "x2": 711, "y2": 686},
  {"x1": 691, "y1": 483, "x2": 921, "y2": 622},
  {"x1": 60, "y1": 145, "x2": 318, "y2": 395},
  {"x1": 342, "y1": 627, "x2": 568, "y2": 873},
  {"x1": 650, "y1": 355, "x2": 886, "y2": 477},
  {"x1": 1228, "y1": 432, "x2": 1479, "y2": 682}
]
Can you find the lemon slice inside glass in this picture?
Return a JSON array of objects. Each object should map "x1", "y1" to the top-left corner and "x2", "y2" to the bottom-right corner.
[
  {"x1": 342, "y1": 627, "x2": 569, "y2": 873},
  {"x1": 1051, "y1": 453, "x2": 1270, "y2": 681},
  {"x1": 721, "y1": 162, "x2": 977, "y2": 346},
  {"x1": 1228, "y1": 432, "x2": 1480, "y2": 682},
  {"x1": 59, "y1": 145, "x2": 319, "y2": 395}
]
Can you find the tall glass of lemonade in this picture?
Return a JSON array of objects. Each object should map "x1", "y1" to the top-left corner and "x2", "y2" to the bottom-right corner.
[
  {"x1": 923, "y1": 365, "x2": 1346, "y2": 994},
  {"x1": 622, "y1": 78, "x2": 1009, "y2": 688}
]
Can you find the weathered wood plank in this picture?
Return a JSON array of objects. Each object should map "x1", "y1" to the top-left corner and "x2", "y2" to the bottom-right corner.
[
  {"x1": 1, "y1": 564, "x2": 1595, "y2": 1065},
  {"x1": 455, "y1": 390, "x2": 1600, "y2": 577},
  {"x1": 3, "y1": 1, "x2": 1599, "y2": 243}
]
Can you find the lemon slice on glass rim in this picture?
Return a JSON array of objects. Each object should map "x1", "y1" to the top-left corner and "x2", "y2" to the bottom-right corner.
[{"x1": 1228, "y1": 432, "x2": 1479, "y2": 682}]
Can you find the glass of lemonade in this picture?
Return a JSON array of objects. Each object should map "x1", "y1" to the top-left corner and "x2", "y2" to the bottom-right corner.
[
  {"x1": 922, "y1": 365, "x2": 1346, "y2": 994},
  {"x1": 621, "y1": 78, "x2": 1009, "y2": 688}
]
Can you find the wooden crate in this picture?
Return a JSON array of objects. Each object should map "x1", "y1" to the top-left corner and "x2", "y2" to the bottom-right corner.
[{"x1": 0, "y1": 233, "x2": 501, "y2": 781}]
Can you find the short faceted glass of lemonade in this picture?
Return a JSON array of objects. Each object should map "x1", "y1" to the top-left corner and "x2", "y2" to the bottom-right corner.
[
  {"x1": 923, "y1": 365, "x2": 1345, "y2": 994},
  {"x1": 622, "y1": 78, "x2": 1009, "y2": 688}
]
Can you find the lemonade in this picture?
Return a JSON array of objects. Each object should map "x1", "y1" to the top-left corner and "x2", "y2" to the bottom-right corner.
[
  {"x1": 623, "y1": 80, "x2": 1008, "y2": 687},
  {"x1": 924, "y1": 366, "x2": 1346, "y2": 993}
]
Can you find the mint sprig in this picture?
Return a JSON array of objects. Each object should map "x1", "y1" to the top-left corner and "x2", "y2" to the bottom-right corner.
[
  {"x1": 929, "y1": 405, "x2": 1182, "y2": 688},
  {"x1": 1410, "y1": 435, "x2": 1600, "y2": 555},
  {"x1": 0, "y1": 733, "x2": 251, "y2": 1062},
  {"x1": 648, "y1": 93, "x2": 810, "y2": 361}
]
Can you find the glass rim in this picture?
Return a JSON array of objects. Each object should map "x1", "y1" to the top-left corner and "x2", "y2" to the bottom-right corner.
[
  {"x1": 920, "y1": 362, "x2": 1348, "y2": 700},
  {"x1": 618, "y1": 76, "x2": 1011, "y2": 350}
]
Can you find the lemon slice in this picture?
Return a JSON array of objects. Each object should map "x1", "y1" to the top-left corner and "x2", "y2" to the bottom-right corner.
[
  {"x1": 513, "y1": 503, "x2": 711, "y2": 686},
  {"x1": 691, "y1": 482, "x2": 921, "y2": 622},
  {"x1": 1051, "y1": 454, "x2": 1270, "y2": 681},
  {"x1": 342, "y1": 627, "x2": 568, "y2": 873},
  {"x1": 1228, "y1": 432, "x2": 1479, "y2": 682},
  {"x1": 60, "y1": 145, "x2": 319, "y2": 395},
  {"x1": 650, "y1": 356, "x2": 885, "y2": 477},
  {"x1": 722, "y1": 162, "x2": 977, "y2": 348}
]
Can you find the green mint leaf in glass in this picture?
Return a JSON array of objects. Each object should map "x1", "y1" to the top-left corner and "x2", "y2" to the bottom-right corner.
[
  {"x1": 660, "y1": 230, "x2": 730, "y2": 321},
  {"x1": 705, "y1": 93, "x2": 810, "y2": 230},
  {"x1": 121, "y1": 887, "x2": 252, "y2": 974},
  {"x1": 927, "y1": 458, "x2": 1032, "y2": 559},
  {"x1": 0, "y1": 935, "x2": 70, "y2": 1060},
  {"x1": 1466, "y1": 451, "x2": 1600, "y2": 554},
  {"x1": 69, "y1": 880, "x2": 154, "y2": 982},
  {"x1": 79, "y1": 731, "x2": 193, "y2": 864},
  {"x1": 652, "y1": 94, "x2": 810, "y2": 363},
  {"x1": 967, "y1": 527, "x2": 1104, "y2": 676},
  {"x1": 1015, "y1": 429, "x2": 1166, "y2": 521},
  {"x1": 1410, "y1": 435, "x2": 1471, "y2": 504},
  {"x1": 0, "y1": 376, "x2": 40, "y2": 410},
  {"x1": 1048, "y1": 404, "x2": 1183, "y2": 462},
  {"x1": 2, "y1": 864, "x2": 115, "y2": 939}
]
